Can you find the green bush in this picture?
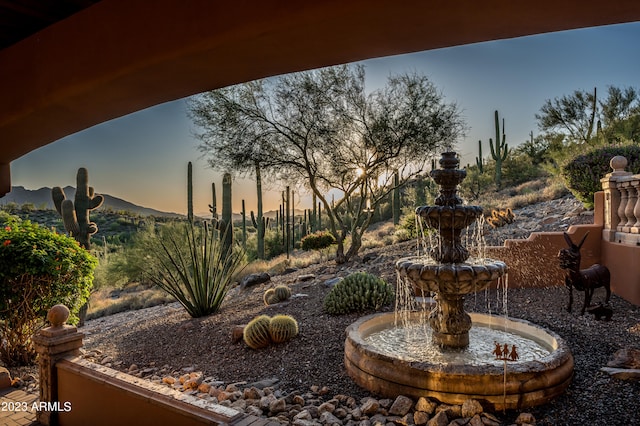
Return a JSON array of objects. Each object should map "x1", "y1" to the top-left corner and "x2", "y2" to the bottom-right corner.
[
  {"x1": 398, "y1": 210, "x2": 418, "y2": 239},
  {"x1": 142, "y1": 221, "x2": 245, "y2": 318},
  {"x1": 324, "y1": 271, "x2": 394, "y2": 315},
  {"x1": 301, "y1": 231, "x2": 336, "y2": 251},
  {"x1": 561, "y1": 145, "x2": 640, "y2": 208},
  {"x1": 0, "y1": 214, "x2": 97, "y2": 366}
]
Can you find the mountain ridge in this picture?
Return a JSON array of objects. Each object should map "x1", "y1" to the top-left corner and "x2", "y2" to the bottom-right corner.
[{"x1": 1, "y1": 186, "x2": 183, "y2": 218}]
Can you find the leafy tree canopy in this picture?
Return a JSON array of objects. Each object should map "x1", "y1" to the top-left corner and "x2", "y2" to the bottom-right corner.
[
  {"x1": 189, "y1": 65, "x2": 465, "y2": 263},
  {"x1": 535, "y1": 85, "x2": 640, "y2": 146}
]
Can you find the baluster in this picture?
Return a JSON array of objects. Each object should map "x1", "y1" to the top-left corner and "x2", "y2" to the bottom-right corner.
[
  {"x1": 617, "y1": 183, "x2": 629, "y2": 231},
  {"x1": 624, "y1": 181, "x2": 637, "y2": 231},
  {"x1": 633, "y1": 180, "x2": 640, "y2": 233}
]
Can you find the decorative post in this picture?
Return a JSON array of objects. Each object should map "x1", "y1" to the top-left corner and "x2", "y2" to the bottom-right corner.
[
  {"x1": 601, "y1": 156, "x2": 632, "y2": 241},
  {"x1": 33, "y1": 305, "x2": 84, "y2": 426}
]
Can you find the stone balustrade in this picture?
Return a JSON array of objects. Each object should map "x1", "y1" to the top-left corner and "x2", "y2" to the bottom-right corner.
[{"x1": 601, "y1": 155, "x2": 640, "y2": 245}]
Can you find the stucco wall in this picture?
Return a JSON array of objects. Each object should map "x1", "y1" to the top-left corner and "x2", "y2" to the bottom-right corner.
[{"x1": 602, "y1": 241, "x2": 640, "y2": 305}]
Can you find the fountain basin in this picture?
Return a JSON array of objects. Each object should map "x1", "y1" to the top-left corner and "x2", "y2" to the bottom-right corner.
[{"x1": 344, "y1": 312, "x2": 573, "y2": 411}]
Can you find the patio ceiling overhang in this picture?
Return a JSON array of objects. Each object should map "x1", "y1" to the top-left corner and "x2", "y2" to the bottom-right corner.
[{"x1": 1, "y1": 0, "x2": 640, "y2": 195}]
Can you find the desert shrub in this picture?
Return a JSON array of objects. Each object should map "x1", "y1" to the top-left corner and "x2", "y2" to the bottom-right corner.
[
  {"x1": 0, "y1": 214, "x2": 97, "y2": 366},
  {"x1": 301, "y1": 231, "x2": 336, "y2": 251},
  {"x1": 397, "y1": 210, "x2": 418, "y2": 239},
  {"x1": 142, "y1": 221, "x2": 245, "y2": 318},
  {"x1": 561, "y1": 145, "x2": 640, "y2": 208},
  {"x1": 323, "y1": 271, "x2": 394, "y2": 315},
  {"x1": 501, "y1": 154, "x2": 547, "y2": 187}
]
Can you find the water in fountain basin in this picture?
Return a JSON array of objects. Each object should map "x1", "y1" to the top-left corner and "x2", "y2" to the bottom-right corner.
[{"x1": 364, "y1": 322, "x2": 551, "y2": 365}]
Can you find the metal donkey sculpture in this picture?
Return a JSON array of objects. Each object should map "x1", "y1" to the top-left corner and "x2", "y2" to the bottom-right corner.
[{"x1": 557, "y1": 232, "x2": 611, "y2": 315}]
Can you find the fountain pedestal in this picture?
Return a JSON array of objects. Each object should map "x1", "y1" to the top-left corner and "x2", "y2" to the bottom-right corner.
[
  {"x1": 399, "y1": 151, "x2": 507, "y2": 348},
  {"x1": 429, "y1": 293, "x2": 471, "y2": 347}
]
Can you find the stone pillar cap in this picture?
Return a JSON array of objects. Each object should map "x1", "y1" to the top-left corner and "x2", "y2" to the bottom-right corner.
[
  {"x1": 47, "y1": 304, "x2": 70, "y2": 327},
  {"x1": 611, "y1": 155, "x2": 628, "y2": 172}
]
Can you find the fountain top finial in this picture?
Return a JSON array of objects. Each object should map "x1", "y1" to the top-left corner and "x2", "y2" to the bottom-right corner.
[{"x1": 430, "y1": 152, "x2": 466, "y2": 206}]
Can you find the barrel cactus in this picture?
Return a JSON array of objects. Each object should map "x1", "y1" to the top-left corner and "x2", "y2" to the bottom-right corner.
[
  {"x1": 263, "y1": 285, "x2": 292, "y2": 305},
  {"x1": 243, "y1": 315, "x2": 272, "y2": 349},
  {"x1": 263, "y1": 288, "x2": 280, "y2": 306},
  {"x1": 274, "y1": 285, "x2": 291, "y2": 301},
  {"x1": 323, "y1": 272, "x2": 394, "y2": 315},
  {"x1": 269, "y1": 314, "x2": 299, "y2": 343}
]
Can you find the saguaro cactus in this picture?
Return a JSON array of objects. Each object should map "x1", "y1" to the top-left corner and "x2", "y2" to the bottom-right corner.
[
  {"x1": 251, "y1": 210, "x2": 269, "y2": 257},
  {"x1": 255, "y1": 162, "x2": 265, "y2": 259},
  {"x1": 208, "y1": 182, "x2": 218, "y2": 221},
  {"x1": 241, "y1": 200, "x2": 247, "y2": 250},
  {"x1": 475, "y1": 140, "x2": 484, "y2": 173},
  {"x1": 219, "y1": 173, "x2": 233, "y2": 257},
  {"x1": 392, "y1": 170, "x2": 400, "y2": 225},
  {"x1": 52, "y1": 167, "x2": 104, "y2": 250},
  {"x1": 187, "y1": 162, "x2": 194, "y2": 223},
  {"x1": 489, "y1": 110, "x2": 509, "y2": 189}
]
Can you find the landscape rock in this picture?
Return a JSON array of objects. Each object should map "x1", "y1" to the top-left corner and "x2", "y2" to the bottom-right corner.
[
  {"x1": 426, "y1": 410, "x2": 448, "y2": 426},
  {"x1": 461, "y1": 399, "x2": 483, "y2": 418},
  {"x1": 514, "y1": 412, "x2": 536, "y2": 425},
  {"x1": 607, "y1": 347, "x2": 640, "y2": 369},
  {"x1": 469, "y1": 414, "x2": 484, "y2": 426},
  {"x1": 268, "y1": 397, "x2": 287, "y2": 414},
  {"x1": 323, "y1": 277, "x2": 343, "y2": 288},
  {"x1": 413, "y1": 411, "x2": 429, "y2": 425},
  {"x1": 241, "y1": 272, "x2": 271, "y2": 289},
  {"x1": 319, "y1": 411, "x2": 342, "y2": 425},
  {"x1": 296, "y1": 273, "x2": 316, "y2": 282},
  {"x1": 231, "y1": 325, "x2": 245, "y2": 343},
  {"x1": 600, "y1": 367, "x2": 640, "y2": 380},
  {"x1": 361, "y1": 398, "x2": 381, "y2": 415},
  {"x1": 389, "y1": 395, "x2": 414, "y2": 416},
  {"x1": 415, "y1": 397, "x2": 437, "y2": 415}
]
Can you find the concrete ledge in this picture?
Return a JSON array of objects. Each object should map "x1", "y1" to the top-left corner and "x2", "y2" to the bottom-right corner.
[{"x1": 54, "y1": 357, "x2": 276, "y2": 426}]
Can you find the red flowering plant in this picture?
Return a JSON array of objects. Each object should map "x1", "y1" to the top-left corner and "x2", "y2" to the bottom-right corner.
[{"x1": 0, "y1": 213, "x2": 97, "y2": 366}]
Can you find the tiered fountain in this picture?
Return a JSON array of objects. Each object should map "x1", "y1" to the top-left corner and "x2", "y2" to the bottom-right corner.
[{"x1": 344, "y1": 152, "x2": 574, "y2": 410}]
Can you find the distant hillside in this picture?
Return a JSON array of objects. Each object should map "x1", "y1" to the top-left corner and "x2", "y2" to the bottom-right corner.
[{"x1": 1, "y1": 186, "x2": 183, "y2": 218}]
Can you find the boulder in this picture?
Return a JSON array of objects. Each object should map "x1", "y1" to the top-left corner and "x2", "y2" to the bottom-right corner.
[
  {"x1": 607, "y1": 348, "x2": 640, "y2": 369},
  {"x1": 240, "y1": 272, "x2": 271, "y2": 289}
]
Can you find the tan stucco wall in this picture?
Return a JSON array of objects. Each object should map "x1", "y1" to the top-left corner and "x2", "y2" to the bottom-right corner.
[
  {"x1": 486, "y1": 224, "x2": 603, "y2": 289},
  {"x1": 485, "y1": 191, "x2": 640, "y2": 306},
  {"x1": 485, "y1": 192, "x2": 605, "y2": 290},
  {"x1": 602, "y1": 241, "x2": 640, "y2": 305}
]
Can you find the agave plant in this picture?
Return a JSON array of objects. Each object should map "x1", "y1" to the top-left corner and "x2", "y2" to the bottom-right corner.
[{"x1": 144, "y1": 221, "x2": 245, "y2": 318}]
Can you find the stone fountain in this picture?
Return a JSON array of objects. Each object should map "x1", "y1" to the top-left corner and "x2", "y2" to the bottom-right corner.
[{"x1": 344, "y1": 152, "x2": 574, "y2": 410}]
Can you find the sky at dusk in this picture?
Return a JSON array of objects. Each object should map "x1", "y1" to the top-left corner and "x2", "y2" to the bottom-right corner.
[{"x1": 9, "y1": 22, "x2": 640, "y2": 216}]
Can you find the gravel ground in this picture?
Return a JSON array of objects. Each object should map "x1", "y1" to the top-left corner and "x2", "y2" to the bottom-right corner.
[
  {"x1": 79, "y1": 238, "x2": 640, "y2": 425},
  {"x1": 7, "y1": 195, "x2": 640, "y2": 425}
]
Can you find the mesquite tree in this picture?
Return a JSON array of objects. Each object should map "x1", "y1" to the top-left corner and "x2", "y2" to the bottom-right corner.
[{"x1": 189, "y1": 65, "x2": 464, "y2": 263}]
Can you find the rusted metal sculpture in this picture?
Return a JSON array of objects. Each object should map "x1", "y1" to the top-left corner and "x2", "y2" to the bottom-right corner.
[{"x1": 558, "y1": 232, "x2": 611, "y2": 315}]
